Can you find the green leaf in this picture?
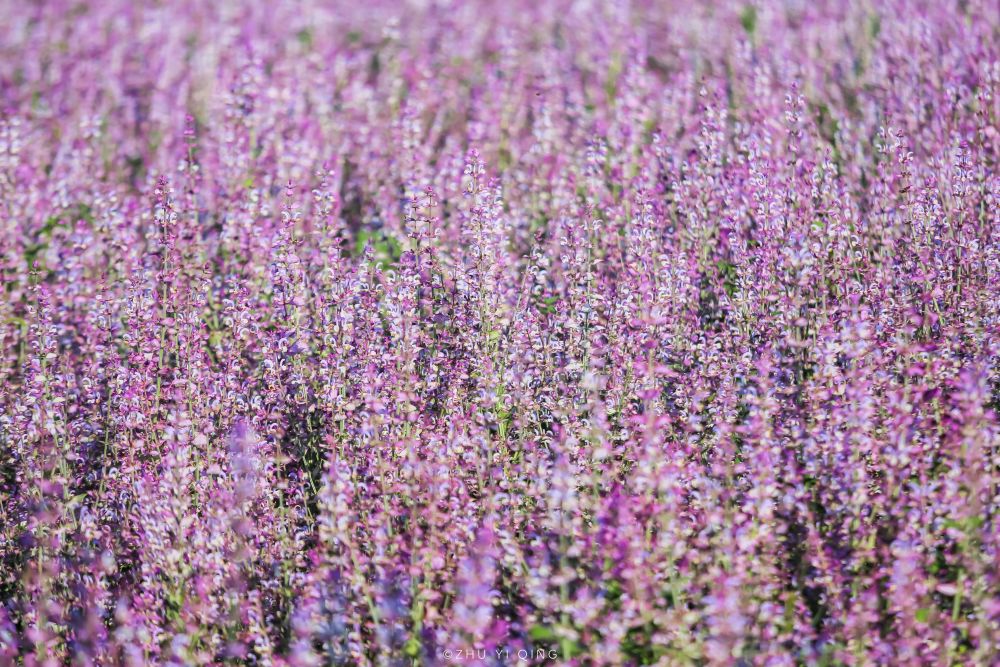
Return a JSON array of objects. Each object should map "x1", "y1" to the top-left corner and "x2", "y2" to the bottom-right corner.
[
  {"x1": 605, "y1": 51, "x2": 622, "y2": 102},
  {"x1": 563, "y1": 638, "x2": 585, "y2": 658},
  {"x1": 869, "y1": 14, "x2": 881, "y2": 39},
  {"x1": 403, "y1": 637, "x2": 421, "y2": 658},
  {"x1": 943, "y1": 516, "x2": 984, "y2": 532},
  {"x1": 740, "y1": 5, "x2": 758, "y2": 36},
  {"x1": 915, "y1": 607, "x2": 931, "y2": 623},
  {"x1": 529, "y1": 625, "x2": 557, "y2": 642},
  {"x1": 717, "y1": 259, "x2": 739, "y2": 297}
]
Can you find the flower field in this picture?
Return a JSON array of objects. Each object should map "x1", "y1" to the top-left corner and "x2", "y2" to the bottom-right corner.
[{"x1": 0, "y1": 0, "x2": 998, "y2": 664}]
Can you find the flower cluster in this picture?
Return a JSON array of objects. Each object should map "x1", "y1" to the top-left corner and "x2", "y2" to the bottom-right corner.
[{"x1": 0, "y1": 0, "x2": 998, "y2": 665}]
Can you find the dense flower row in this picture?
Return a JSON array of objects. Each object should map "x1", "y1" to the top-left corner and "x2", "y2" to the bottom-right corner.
[{"x1": 0, "y1": 0, "x2": 998, "y2": 664}]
